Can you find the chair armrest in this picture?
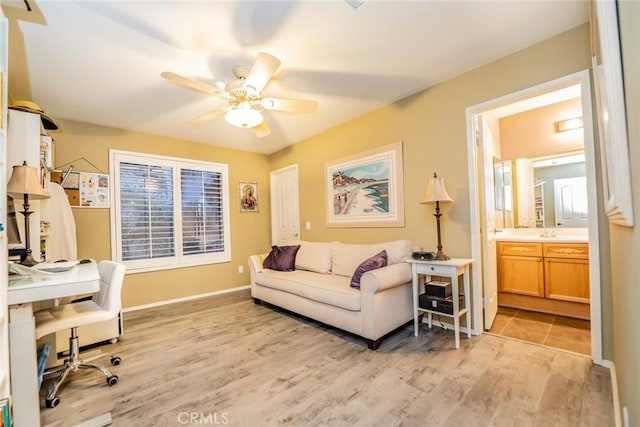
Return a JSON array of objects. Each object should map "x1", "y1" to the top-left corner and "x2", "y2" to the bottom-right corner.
[{"x1": 360, "y1": 262, "x2": 412, "y2": 294}]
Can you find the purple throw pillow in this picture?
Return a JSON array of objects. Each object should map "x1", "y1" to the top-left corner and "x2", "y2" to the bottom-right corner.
[
  {"x1": 263, "y1": 245, "x2": 301, "y2": 272},
  {"x1": 350, "y1": 250, "x2": 388, "y2": 289}
]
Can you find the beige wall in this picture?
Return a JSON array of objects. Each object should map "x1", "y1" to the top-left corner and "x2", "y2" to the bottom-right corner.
[
  {"x1": 499, "y1": 97, "x2": 584, "y2": 160},
  {"x1": 52, "y1": 120, "x2": 272, "y2": 308},
  {"x1": 611, "y1": 1, "x2": 640, "y2": 424}
]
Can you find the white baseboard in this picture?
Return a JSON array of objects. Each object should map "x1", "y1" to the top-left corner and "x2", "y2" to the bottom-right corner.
[
  {"x1": 122, "y1": 285, "x2": 250, "y2": 313},
  {"x1": 608, "y1": 360, "x2": 622, "y2": 427}
]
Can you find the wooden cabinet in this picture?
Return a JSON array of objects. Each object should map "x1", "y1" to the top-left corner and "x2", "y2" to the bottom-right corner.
[
  {"x1": 497, "y1": 241, "x2": 590, "y2": 319},
  {"x1": 498, "y1": 242, "x2": 543, "y2": 297},
  {"x1": 543, "y1": 243, "x2": 590, "y2": 304}
]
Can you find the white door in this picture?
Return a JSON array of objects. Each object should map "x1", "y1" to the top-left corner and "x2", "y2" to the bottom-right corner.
[
  {"x1": 553, "y1": 177, "x2": 588, "y2": 228},
  {"x1": 477, "y1": 115, "x2": 499, "y2": 330},
  {"x1": 270, "y1": 165, "x2": 300, "y2": 245}
]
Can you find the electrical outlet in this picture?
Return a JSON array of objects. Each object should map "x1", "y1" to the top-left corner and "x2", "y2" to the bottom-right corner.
[
  {"x1": 238, "y1": 265, "x2": 244, "y2": 274},
  {"x1": 305, "y1": 221, "x2": 311, "y2": 230}
]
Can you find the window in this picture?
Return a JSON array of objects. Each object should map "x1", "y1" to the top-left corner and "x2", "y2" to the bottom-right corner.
[{"x1": 110, "y1": 150, "x2": 231, "y2": 272}]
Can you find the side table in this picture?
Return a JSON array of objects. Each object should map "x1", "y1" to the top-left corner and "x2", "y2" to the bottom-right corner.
[{"x1": 408, "y1": 258, "x2": 473, "y2": 349}]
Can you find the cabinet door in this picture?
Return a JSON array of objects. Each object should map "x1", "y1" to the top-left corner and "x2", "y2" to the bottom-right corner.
[
  {"x1": 498, "y1": 255, "x2": 544, "y2": 297},
  {"x1": 544, "y1": 257, "x2": 590, "y2": 303}
]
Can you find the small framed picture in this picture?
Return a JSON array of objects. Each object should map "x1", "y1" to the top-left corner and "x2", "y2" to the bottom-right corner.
[{"x1": 239, "y1": 181, "x2": 259, "y2": 213}]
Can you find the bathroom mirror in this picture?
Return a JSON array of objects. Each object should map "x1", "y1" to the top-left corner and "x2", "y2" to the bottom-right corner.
[
  {"x1": 511, "y1": 152, "x2": 587, "y2": 228},
  {"x1": 532, "y1": 153, "x2": 587, "y2": 228}
]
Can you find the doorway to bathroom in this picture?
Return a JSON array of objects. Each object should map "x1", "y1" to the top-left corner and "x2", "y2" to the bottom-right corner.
[{"x1": 465, "y1": 70, "x2": 603, "y2": 363}]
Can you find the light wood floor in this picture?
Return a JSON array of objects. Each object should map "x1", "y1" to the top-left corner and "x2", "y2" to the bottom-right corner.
[{"x1": 41, "y1": 289, "x2": 613, "y2": 427}]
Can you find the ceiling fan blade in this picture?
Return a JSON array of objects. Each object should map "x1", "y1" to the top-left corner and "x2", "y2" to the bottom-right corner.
[
  {"x1": 188, "y1": 106, "x2": 229, "y2": 126},
  {"x1": 161, "y1": 71, "x2": 222, "y2": 96},
  {"x1": 262, "y1": 97, "x2": 318, "y2": 113},
  {"x1": 253, "y1": 121, "x2": 271, "y2": 138},
  {"x1": 243, "y1": 52, "x2": 281, "y2": 93}
]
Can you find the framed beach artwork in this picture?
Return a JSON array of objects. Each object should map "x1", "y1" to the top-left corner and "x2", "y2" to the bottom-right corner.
[
  {"x1": 239, "y1": 181, "x2": 259, "y2": 212},
  {"x1": 325, "y1": 141, "x2": 404, "y2": 228}
]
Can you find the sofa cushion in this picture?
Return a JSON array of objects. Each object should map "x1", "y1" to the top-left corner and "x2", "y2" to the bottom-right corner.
[
  {"x1": 255, "y1": 270, "x2": 361, "y2": 311},
  {"x1": 332, "y1": 240, "x2": 411, "y2": 277},
  {"x1": 294, "y1": 240, "x2": 335, "y2": 274},
  {"x1": 350, "y1": 250, "x2": 387, "y2": 289},
  {"x1": 263, "y1": 245, "x2": 300, "y2": 272}
]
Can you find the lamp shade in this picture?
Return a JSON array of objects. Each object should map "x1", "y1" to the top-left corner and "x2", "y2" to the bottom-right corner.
[
  {"x1": 420, "y1": 172, "x2": 453, "y2": 204},
  {"x1": 225, "y1": 108, "x2": 264, "y2": 128},
  {"x1": 7, "y1": 162, "x2": 50, "y2": 200}
]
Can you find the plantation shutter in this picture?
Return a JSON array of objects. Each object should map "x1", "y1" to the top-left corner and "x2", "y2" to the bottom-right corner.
[
  {"x1": 180, "y1": 168, "x2": 225, "y2": 255},
  {"x1": 119, "y1": 162, "x2": 175, "y2": 261}
]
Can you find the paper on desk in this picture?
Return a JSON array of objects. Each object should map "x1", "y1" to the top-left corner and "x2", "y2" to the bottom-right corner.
[{"x1": 30, "y1": 261, "x2": 79, "y2": 273}]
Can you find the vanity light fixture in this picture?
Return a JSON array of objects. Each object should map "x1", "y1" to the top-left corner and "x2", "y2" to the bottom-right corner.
[
  {"x1": 420, "y1": 172, "x2": 454, "y2": 261},
  {"x1": 555, "y1": 117, "x2": 583, "y2": 133}
]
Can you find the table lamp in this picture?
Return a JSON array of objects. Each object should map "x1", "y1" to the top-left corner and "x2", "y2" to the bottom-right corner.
[
  {"x1": 7, "y1": 161, "x2": 50, "y2": 266},
  {"x1": 420, "y1": 172, "x2": 454, "y2": 261}
]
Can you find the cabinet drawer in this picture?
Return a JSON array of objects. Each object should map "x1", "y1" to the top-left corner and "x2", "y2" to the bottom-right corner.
[
  {"x1": 498, "y1": 241, "x2": 542, "y2": 257},
  {"x1": 543, "y1": 243, "x2": 589, "y2": 259},
  {"x1": 415, "y1": 263, "x2": 452, "y2": 276}
]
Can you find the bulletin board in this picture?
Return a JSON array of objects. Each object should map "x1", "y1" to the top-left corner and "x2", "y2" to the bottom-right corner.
[{"x1": 51, "y1": 170, "x2": 110, "y2": 208}]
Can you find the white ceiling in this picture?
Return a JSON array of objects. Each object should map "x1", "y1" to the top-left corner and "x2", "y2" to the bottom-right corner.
[{"x1": 3, "y1": 0, "x2": 589, "y2": 155}]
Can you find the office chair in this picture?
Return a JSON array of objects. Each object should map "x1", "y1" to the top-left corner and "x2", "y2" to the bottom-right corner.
[{"x1": 35, "y1": 260, "x2": 126, "y2": 408}]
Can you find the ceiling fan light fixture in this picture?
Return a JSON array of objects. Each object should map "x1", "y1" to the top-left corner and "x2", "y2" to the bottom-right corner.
[{"x1": 225, "y1": 107, "x2": 263, "y2": 128}]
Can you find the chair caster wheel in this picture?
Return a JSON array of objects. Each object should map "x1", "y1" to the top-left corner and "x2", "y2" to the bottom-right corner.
[
  {"x1": 107, "y1": 375, "x2": 119, "y2": 386},
  {"x1": 110, "y1": 356, "x2": 122, "y2": 366},
  {"x1": 46, "y1": 397, "x2": 60, "y2": 408}
]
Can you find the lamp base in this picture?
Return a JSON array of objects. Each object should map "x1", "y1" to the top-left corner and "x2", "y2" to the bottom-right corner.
[
  {"x1": 433, "y1": 251, "x2": 450, "y2": 261},
  {"x1": 19, "y1": 250, "x2": 39, "y2": 267}
]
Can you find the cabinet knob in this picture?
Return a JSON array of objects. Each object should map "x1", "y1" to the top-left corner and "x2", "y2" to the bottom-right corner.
[{"x1": 430, "y1": 267, "x2": 435, "y2": 271}]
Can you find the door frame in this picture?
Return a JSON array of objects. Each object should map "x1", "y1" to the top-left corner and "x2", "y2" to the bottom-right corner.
[{"x1": 465, "y1": 69, "x2": 603, "y2": 365}]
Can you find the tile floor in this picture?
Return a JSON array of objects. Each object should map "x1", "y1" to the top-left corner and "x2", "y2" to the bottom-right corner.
[{"x1": 488, "y1": 306, "x2": 591, "y2": 356}]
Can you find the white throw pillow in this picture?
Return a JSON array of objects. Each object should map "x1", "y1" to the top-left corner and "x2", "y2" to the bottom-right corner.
[{"x1": 294, "y1": 241, "x2": 335, "y2": 274}]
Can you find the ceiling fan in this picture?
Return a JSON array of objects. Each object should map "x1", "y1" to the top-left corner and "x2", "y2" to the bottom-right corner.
[{"x1": 161, "y1": 52, "x2": 317, "y2": 138}]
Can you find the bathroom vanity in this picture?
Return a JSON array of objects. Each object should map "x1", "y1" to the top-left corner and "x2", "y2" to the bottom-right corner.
[{"x1": 496, "y1": 232, "x2": 590, "y2": 320}]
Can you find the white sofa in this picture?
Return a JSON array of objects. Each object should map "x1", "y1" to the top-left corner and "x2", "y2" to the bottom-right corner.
[{"x1": 248, "y1": 240, "x2": 414, "y2": 350}]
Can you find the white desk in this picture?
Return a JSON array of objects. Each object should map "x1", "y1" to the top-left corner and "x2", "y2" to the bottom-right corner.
[
  {"x1": 408, "y1": 258, "x2": 473, "y2": 349},
  {"x1": 8, "y1": 261, "x2": 100, "y2": 427}
]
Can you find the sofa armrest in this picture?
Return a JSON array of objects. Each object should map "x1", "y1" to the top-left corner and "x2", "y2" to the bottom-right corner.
[
  {"x1": 360, "y1": 262, "x2": 412, "y2": 294},
  {"x1": 248, "y1": 253, "x2": 269, "y2": 286}
]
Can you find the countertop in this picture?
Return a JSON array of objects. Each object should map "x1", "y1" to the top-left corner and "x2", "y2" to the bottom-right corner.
[{"x1": 493, "y1": 230, "x2": 588, "y2": 244}]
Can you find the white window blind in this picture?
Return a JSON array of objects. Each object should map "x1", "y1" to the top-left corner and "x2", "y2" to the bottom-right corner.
[
  {"x1": 180, "y1": 168, "x2": 225, "y2": 255},
  {"x1": 110, "y1": 150, "x2": 231, "y2": 272},
  {"x1": 119, "y1": 162, "x2": 175, "y2": 261}
]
